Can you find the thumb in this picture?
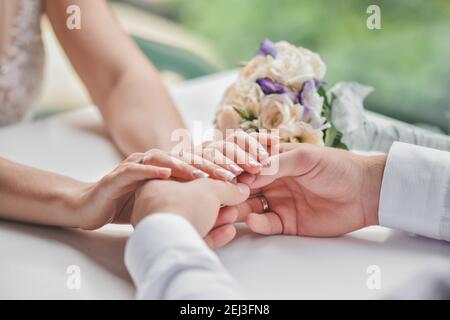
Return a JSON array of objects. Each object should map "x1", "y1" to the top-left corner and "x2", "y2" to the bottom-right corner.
[
  {"x1": 248, "y1": 144, "x2": 319, "y2": 189},
  {"x1": 246, "y1": 212, "x2": 283, "y2": 235}
]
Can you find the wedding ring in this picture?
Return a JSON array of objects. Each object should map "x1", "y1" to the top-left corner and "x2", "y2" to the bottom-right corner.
[{"x1": 257, "y1": 194, "x2": 270, "y2": 213}]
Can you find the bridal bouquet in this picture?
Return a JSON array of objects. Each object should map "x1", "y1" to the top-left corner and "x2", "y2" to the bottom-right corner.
[
  {"x1": 215, "y1": 39, "x2": 346, "y2": 149},
  {"x1": 215, "y1": 39, "x2": 450, "y2": 152}
]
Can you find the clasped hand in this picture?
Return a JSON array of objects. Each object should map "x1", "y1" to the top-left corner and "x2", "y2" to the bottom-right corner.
[
  {"x1": 76, "y1": 131, "x2": 275, "y2": 248},
  {"x1": 131, "y1": 140, "x2": 387, "y2": 249}
]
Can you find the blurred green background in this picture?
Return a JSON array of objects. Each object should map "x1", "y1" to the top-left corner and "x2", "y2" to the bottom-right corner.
[{"x1": 120, "y1": 0, "x2": 450, "y2": 133}]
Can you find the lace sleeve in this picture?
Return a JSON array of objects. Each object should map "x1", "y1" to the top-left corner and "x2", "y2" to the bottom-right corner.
[{"x1": 0, "y1": 0, "x2": 45, "y2": 127}]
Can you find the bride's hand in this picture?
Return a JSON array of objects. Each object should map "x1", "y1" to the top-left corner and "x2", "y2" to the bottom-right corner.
[
  {"x1": 75, "y1": 131, "x2": 278, "y2": 230},
  {"x1": 189, "y1": 131, "x2": 279, "y2": 180},
  {"x1": 75, "y1": 149, "x2": 215, "y2": 230}
]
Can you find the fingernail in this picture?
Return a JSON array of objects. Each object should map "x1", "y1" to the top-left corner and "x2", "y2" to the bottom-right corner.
[
  {"x1": 159, "y1": 168, "x2": 172, "y2": 176},
  {"x1": 229, "y1": 163, "x2": 244, "y2": 174},
  {"x1": 214, "y1": 168, "x2": 236, "y2": 181},
  {"x1": 259, "y1": 147, "x2": 269, "y2": 158},
  {"x1": 261, "y1": 157, "x2": 272, "y2": 168},
  {"x1": 237, "y1": 183, "x2": 249, "y2": 194},
  {"x1": 248, "y1": 158, "x2": 262, "y2": 168},
  {"x1": 193, "y1": 170, "x2": 209, "y2": 179}
]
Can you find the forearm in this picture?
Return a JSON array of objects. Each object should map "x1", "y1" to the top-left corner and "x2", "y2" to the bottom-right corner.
[
  {"x1": 100, "y1": 67, "x2": 186, "y2": 156},
  {"x1": 46, "y1": 0, "x2": 185, "y2": 156},
  {"x1": 0, "y1": 158, "x2": 84, "y2": 228}
]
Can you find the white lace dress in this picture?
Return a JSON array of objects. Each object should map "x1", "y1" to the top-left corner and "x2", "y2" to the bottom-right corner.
[{"x1": 0, "y1": 0, "x2": 45, "y2": 127}]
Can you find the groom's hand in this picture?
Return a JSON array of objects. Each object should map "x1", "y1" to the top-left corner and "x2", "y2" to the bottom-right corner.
[
  {"x1": 131, "y1": 178, "x2": 250, "y2": 248},
  {"x1": 233, "y1": 143, "x2": 386, "y2": 237}
]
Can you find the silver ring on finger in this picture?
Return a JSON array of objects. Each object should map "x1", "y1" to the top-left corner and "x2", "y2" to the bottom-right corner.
[{"x1": 257, "y1": 194, "x2": 270, "y2": 213}]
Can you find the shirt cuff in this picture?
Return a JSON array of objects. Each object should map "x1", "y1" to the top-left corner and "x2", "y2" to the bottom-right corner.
[
  {"x1": 379, "y1": 142, "x2": 450, "y2": 241},
  {"x1": 124, "y1": 213, "x2": 217, "y2": 286}
]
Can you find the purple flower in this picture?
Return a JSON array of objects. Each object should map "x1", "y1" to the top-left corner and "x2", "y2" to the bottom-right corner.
[
  {"x1": 314, "y1": 80, "x2": 326, "y2": 89},
  {"x1": 301, "y1": 106, "x2": 324, "y2": 129},
  {"x1": 298, "y1": 80, "x2": 325, "y2": 106},
  {"x1": 298, "y1": 80, "x2": 316, "y2": 106},
  {"x1": 256, "y1": 77, "x2": 288, "y2": 95},
  {"x1": 257, "y1": 39, "x2": 277, "y2": 58},
  {"x1": 256, "y1": 77, "x2": 299, "y2": 103},
  {"x1": 298, "y1": 80, "x2": 326, "y2": 127},
  {"x1": 286, "y1": 91, "x2": 299, "y2": 103}
]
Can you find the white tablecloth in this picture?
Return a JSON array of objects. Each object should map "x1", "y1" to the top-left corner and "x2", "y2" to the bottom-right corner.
[{"x1": 0, "y1": 71, "x2": 449, "y2": 299}]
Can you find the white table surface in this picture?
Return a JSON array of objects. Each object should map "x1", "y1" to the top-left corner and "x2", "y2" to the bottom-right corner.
[{"x1": 1, "y1": 71, "x2": 449, "y2": 299}]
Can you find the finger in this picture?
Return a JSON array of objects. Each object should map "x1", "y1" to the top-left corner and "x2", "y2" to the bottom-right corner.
[
  {"x1": 116, "y1": 164, "x2": 172, "y2": 184},
  {"x1": 250, "y1": 132, "x2": 281, "y2": 157},
  {"x1": 227, "y1": 131, "x2": 269, "y2": 164},
  {"x1": 246, "y1": 212, "x2": 283, "y2": 235},
  {"x1": 143, "y1": 150, "x2": 209, "y2": 181},
  {"x1": 198, "y1": 179, "x2": 250, "y2": 206},
  {"x1": 215, "y1": 206, "x2": 238, "y2": 228},
  {"x1": 238, "y1": 170, "x2": 278, "y2": 189},
  {"x1": 178, "y1": 151, "x2": 236, "y2": 182},
  {"x1": 200, "y1": 147, "x2": 244, "y2": 176},
  {"x1": 209, "y1": 141, "x2": 261, "y2": 174},
  {"x1": 124, "y1": 152, "x2": 146, "y2": 163},
  {"x1": 241, "y1": 171, "x2": 277, "y2": 190},
  {"x1": 204, "y1": 224, "x2": 237, "y2": 249},
  {"x1": 249, "y1": 131, "x2": 280, "y2": 146},
  {"x1": 237, "y1": 172, "x2": 256, "y2": 185},
  {"x1": 106, "y1": 163, "x2": 171, "y2": 197},
  {"x1": 224, "y1": 196, "x2": 265, "y2": 222},
  {"x1": 249, "y1": 132, "x2": 280, "y2": 158}
]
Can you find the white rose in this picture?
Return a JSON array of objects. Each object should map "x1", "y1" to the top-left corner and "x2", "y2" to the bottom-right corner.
[
  {"x1": 298, "y1": 47, "x2": 326, "y2": 80},
  {"x1": 240, "y1": 55, "x2": 273, "y2": 80},
  {"x1": 270, "y1": 42, "x2": 313, "y2": 88},
  {"x1": 215, "y1": 106, "x2": 242, "y2": 134},
  {"x1": 235, "y1": 41, "x2": 327, "y2": 91},
  {"x1": 266, "y1": 42, "x2": 326, "y2": 90},
  {"x1": 259, "y1": 94, "x2": 298, "y2": 129},
  {"x1": 279, "y1": 121, "x2": 324, "y2": 146},
  {"x1": 221, "y1": 80, "x2": 264, "y2": 116}
]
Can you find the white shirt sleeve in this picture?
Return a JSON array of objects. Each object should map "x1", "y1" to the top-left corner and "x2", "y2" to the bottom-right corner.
[
  {"x1": 124, "y1": 213, "x2": 243, "y2": 300},
  {"x1": 379, "y1": 142, "x2": 450, "y2": 241},
  {"x1": 388, "y1": 259, "x2": 450, "y2": 299}
]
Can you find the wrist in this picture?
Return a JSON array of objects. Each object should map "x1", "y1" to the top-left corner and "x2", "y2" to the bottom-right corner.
[
  {"x1": 72, "y1": 182, "x2": 98, "y2": 229},
  {"x1": 131, "y1": 196, "x2": 193, "y2": 228},
  {"x1": 361, "y1": 155, "x2": 386, "y2": 227},
  {"x1": 59, "y1": 180, "x2": 94, "y2": 229}
]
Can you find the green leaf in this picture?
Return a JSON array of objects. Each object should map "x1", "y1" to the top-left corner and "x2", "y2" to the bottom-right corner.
[
  {"x1": 318, "y1": 88, "x2": 348, "y2": 150},
  {"x1": 233, "y1": 106, "x2": 257, "y2": 121}
]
